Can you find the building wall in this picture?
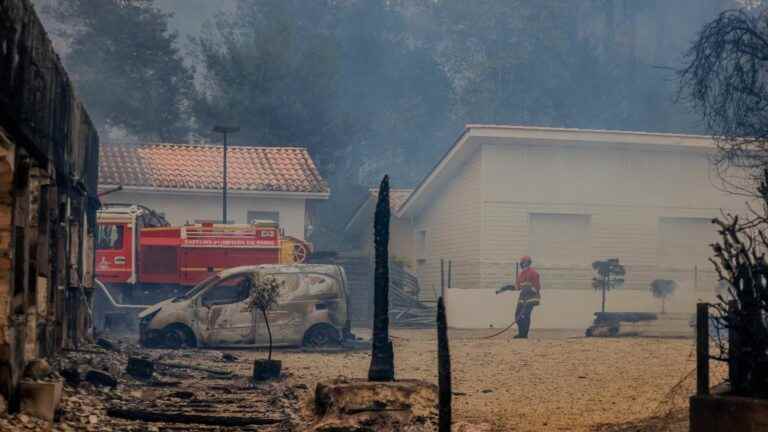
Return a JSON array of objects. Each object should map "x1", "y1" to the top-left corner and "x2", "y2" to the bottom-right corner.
[
  {"x1": 358, "y1": 215, "x2": 414, "y2": 265},
  {"x1": 0, "y1": 0, "x2": 99, "y2": 410},
  {"x1": 413, "y1": 150, "x2": 484, "y2": 299},
  {"x1": 102, "y1": 190, "x2": 309, "y2": 240},
  {"x1": 477, "y1": 142, "x2": 743, "y2": 291},
  {"x1": 413, "y1": 138, "x2": 746, "y2": 328}
]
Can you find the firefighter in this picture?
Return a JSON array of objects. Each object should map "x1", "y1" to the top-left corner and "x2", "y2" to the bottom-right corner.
[{"x1": 496, "y1": 256, "x2": 541, "y2": 338}]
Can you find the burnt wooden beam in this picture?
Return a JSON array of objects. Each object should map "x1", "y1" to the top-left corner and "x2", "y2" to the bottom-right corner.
[
  {"x1": 106, "y1": 407, "x2": 284, "y2": 426},
  {"x1": 368, "y1": 175, "x2": 395, "y2": 382},
  {"x1": 154, "y1": 361, "x2": 232, "y2": 377}
]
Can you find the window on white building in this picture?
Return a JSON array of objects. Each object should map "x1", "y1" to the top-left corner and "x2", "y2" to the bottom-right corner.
[
  {"x1": 247, "y1": 211, "x2": 280, "y2": 225},
  {"x1": 415, "y1": 229, "x2": 428, "y2": 259}
]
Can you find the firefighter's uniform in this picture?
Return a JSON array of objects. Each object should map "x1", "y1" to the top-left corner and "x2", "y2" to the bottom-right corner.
[{"x1": 514, "y1": 260, "x2": 541, "y2": 339}]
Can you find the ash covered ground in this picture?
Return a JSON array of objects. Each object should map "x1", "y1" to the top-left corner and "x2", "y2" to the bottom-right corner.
[{"x1": 0, "y1": 329, "x2": 711, "y2": 432}]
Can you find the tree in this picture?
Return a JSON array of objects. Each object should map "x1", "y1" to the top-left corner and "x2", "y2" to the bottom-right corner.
[
  {"x1": 681, "y1": 5, "x2": 768, "y2": 397},
  {"x1": 192, "y1": 0, "x2": 341, "y2": 149},
  {"x1": 679, "y1": 8, "x2": 768, "y2": 194},
  {"x1": 247, "y1": 273, "x2": 281, "y2": 361},
  {"x1": 649, "y1": 279, "x2": 677, "y2": 314},
  {"x1": 709, "y1": 174, "x2": 768, "y2": 396},
  {"x1": 48, "y1": 0, "x2": 195, "y2": 141},
  {"x1": 592, "y1": 258, "x2": 626, "y2": 313}
]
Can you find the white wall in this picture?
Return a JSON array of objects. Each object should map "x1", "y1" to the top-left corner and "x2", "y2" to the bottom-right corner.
[
  {"x1": 475, "y1": 141, "x2": 747, "y2": 293},
  {"x1": 102, "y1": 190, "x2": 309, "y2": 240},
  {"x1": 413, "y1": 150, "x2": 484, "y2": 300},
  {"x1": 444, "y1": 284, "x2": 718, "y2": 330},
  {"x1": 412, "y1": 136, "x2": 748, "y2": 329}
]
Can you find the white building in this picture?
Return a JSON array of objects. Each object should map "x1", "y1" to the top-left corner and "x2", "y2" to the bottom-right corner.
[
  {"x1": 99, "y1": 143, "x2": 329, "y2": 240},
  {"x1": 394, "y1": 125, "x2": 747, "y2": 329}
]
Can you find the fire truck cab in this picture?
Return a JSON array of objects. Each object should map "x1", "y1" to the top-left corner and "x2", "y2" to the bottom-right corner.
[{"x1": 96, "y1": 204, "x2": 165, "y2": 288}]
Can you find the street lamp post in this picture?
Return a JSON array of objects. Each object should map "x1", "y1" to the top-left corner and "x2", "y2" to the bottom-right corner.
[{"x1": 212, "y1": 125, "x2": 240, "y2": 224}]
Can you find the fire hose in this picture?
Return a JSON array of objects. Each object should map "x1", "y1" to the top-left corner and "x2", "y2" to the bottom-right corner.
[
  {"x1": 481, "y1": 261, "x2": 521, "y2": 340},
  {"x1": 94, "y1": 279, "x2": 150, "y2": 309},
  {"x1": 482, "y1": 283, "x2": 519, "y2": 339},
  {"x1": 481, "y1": 319, "x2": 518, "y2": 339}
]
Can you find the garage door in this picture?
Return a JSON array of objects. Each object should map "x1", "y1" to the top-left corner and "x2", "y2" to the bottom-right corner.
[
  {"x1": 529, "y1": 213, "x2": 591, "y2": 266},
  {"x1": 657, "y1": 217, "x2": 717, "y2": 268}
]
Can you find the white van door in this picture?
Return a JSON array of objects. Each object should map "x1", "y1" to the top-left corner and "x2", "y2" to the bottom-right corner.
[
  {"x1": 253, "y1": 272, "x2": 304, "y2": 345},
  {"x1": 199, "y1": 273, "x2": 255, "y2": 345}
]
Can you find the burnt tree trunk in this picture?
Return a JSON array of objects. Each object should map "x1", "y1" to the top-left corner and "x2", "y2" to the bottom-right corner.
[
  {"x1": 368, "y1": 175, "x2": 395, "y2": 382},
  {"x1": 437, "y1": 296, "x2": 452, "y2": 432},
  {"x1": 263, "y1": 310, "x2": 272, "y2": 361}
]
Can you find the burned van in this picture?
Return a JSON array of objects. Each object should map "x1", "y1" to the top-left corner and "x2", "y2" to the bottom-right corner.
[{"x1": 138, "y1": 264, "x2": 351, "y2": 348}]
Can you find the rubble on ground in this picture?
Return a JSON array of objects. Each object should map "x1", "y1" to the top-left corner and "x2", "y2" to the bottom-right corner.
[
  {"x1": 0, "y1": 340, "x2": 305, "y2": 431},
  {"x1": 390, "y1": 263, "x2": 436, "y2": 328},
  {"x1": 312, "y1": 377, "x2": 439, "y2": 431}
]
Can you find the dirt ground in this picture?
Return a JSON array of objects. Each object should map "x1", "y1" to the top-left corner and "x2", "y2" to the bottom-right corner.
[
  {"x1": 0, "y1": 328, "x2": 712, "y2": 432},
  {"x1": 227, "y1": 328, "x2": 700, "y2": 432}
]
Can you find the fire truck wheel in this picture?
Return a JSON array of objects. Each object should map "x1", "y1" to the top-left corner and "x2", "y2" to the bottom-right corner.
[
  {"x1": 293, "y1": 243, "x2": 308, "y2": 263},
  {"x1": 162, "y1": 325, "x2": 196, "y2": 349},
  {"x1": 302, "y1": 324, "x2": 340, "y2": 348}
]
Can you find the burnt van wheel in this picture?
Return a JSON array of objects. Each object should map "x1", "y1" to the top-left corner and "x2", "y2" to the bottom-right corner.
[
  {"x1": 162, "y1": 325, "x2": 196, "y2": 349},
  {"x1": 303, "y1": 324, "x2": 340, "y2": 348}
]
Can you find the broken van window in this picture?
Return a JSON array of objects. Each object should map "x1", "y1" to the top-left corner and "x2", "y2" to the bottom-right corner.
[{"x1": 201, "y1": 275, "x2": 250, "y2": 306}]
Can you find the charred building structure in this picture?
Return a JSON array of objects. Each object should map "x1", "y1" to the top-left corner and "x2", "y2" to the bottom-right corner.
[{"x1": 0, "y1": 0, "x2": 99, "y2": 409}]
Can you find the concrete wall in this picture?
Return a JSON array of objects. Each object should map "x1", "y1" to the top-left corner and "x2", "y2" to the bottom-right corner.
[
  {"x1": 444, "y1": 284, "x2": 719, "y2": 330},
  {"x1": 102, "y1": 190, "x2": 309, "y2": 240}
]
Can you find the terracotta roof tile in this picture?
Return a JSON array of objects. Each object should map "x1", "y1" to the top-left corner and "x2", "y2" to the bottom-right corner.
[{"x1": 99, "y1": 143, "x2": 329, "y2": 194}]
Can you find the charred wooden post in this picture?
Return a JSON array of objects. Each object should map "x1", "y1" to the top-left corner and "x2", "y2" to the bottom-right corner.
[
  {"x1": 437, "y1": 296, "x2": 452, "y2": 432},
  {"x1": 727, "y1": 299, "x2": 741, "y2": 394},
  {"x1": 696, "y1": 303, "x2": 709, "y2": 396},
  {"x1": 368, "y1": 176, "x2": 394, "y2": 382}
]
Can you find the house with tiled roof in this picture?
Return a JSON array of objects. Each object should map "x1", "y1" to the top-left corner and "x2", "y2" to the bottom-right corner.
[{"x1": 99, "y1": 143, "x2": 329, "y2": 240}]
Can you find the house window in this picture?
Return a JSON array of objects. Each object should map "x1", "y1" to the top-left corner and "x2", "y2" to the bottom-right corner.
[
  {"x1": 415, "y1": 229, "x2": 428, "y2": 259},
  {"x1": 247, "y1": 211, "x2": 280, "y2": 225},
  {"x1": 529, "y1": 213, "x2": 591, "y2": 266}
]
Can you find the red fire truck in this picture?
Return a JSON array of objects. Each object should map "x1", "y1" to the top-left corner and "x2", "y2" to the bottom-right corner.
[{"x1": 95, "y1": 204, "x2": 301, "y2": 305}]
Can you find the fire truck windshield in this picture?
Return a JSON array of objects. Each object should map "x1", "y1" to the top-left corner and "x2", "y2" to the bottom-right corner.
[{"x1": 96, "y1": 224, "x2": 124, "y2": 250}]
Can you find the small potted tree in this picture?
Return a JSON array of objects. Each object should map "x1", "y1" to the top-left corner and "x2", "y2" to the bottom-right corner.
[
  {"x1": 591, "y1": 258, "x2": 626, "y2": 313},
  {"x1": 248, "y1": 273, "x2": 283, "y2": 381},
  {"x1": 649, "y1": 279, "x2": 677, "y2": 314}
]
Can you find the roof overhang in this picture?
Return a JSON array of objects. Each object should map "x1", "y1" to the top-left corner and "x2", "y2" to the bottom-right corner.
[
  {"x1": 98, "y1": 184, "x2": 330, "y2": 200},
  {"x1": 344, "y1": 197, "x2": 375, "y2": 234},
  {"x1": 397, "y1": 124, "x2": 717, "y2": 218},
  {"x1": 344, "y1": 188, "x2": 414, "y2": 234}
]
